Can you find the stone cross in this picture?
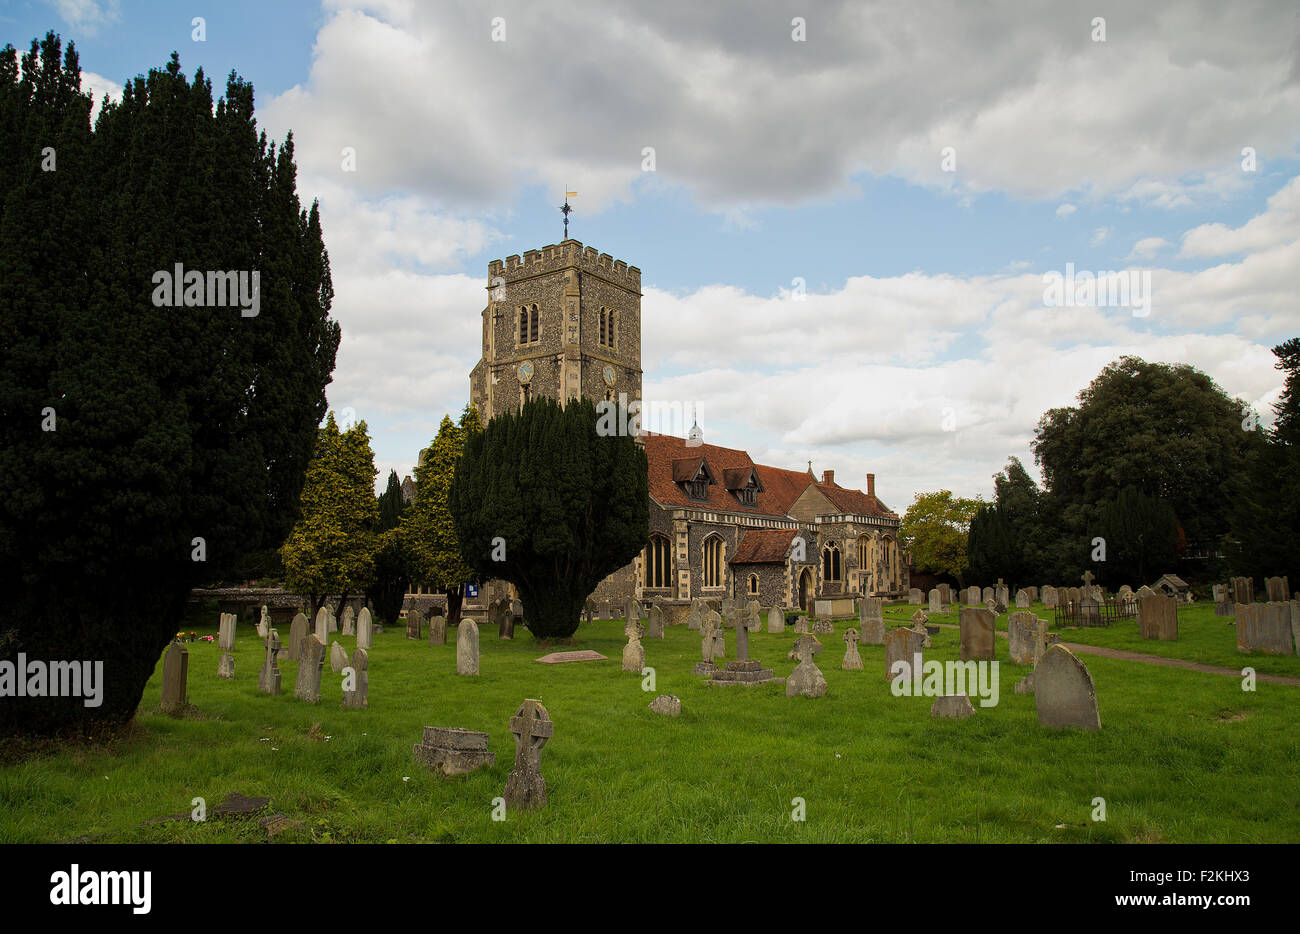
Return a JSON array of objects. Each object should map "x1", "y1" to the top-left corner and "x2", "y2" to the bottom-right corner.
[
  {"x1": 786, "y1": 634, "x2": 827, "y2": 698},
  {"x1": 842, "y1": 627, "x2": 863, "y2": 670},
  {"x1": 503, "y1": 699, "x2": 553, "y2": 810},
  {"x1": 1081, "y1": 570, "x2": 1095, "y2": 588}
]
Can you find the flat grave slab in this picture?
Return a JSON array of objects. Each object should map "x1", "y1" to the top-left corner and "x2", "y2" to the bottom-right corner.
[{"x1": 535, "y1": 650, "x2": 608, "y2": 664}]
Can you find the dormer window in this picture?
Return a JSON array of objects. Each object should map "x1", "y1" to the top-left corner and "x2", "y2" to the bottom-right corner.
[
  {"x1": 722, "y1": 465, "x2": 763, "y2": 508},
  {"x1": 673, "y1": 456, "x2": 717, "y2": 502},
  {"x1": 689, "y1": 479, "x2": 708, "y2": 500},
  {"x1": 737, "y1": 487, "x2": 756, "y2": 506}
]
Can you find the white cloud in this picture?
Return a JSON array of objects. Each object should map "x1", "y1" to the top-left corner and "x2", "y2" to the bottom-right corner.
[
  {"x1": 1128, "y1": 236, "x2": 1170, "y2": 259},
  {"x1": 1056, "y1": 204, "x2": 1077, "y2": 218},
  {"x1": 47, "y1": 0, "x2": 120, "y2": 35},
  {"x1": 1179, "y1": 175, "x2": 1300, "y2": 258},
  {"x1": 1090, "y1": 226, "x2": 1111, "y2": 246}
]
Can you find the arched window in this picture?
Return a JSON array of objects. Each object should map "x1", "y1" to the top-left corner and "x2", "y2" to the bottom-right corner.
[
  {"x1": 519, "y1": 305, "x2": 539, "y2": 344},
  {"x1": 822, "y1": 543, "x2": 841, "y2": 582},
  {"x1": 599, "y1": 308, "x2": 616, "y2": 348},
  {"x1": 747, "y1": 573, "x2": 759, "y2": 595},
  {"x1": 703, "y1": 536, "x2": 724, "y2": 589},
  {"x1": 644, "y1": 535, "x2": 672, "y2": 589},
  {"x1": 857, "y1": 535, "x2": 872, "y2": 574}
]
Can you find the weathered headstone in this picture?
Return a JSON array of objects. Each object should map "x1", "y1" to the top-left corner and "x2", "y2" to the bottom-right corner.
[
  {"x1": 908, "y1": 588, "x2": 923, "y2": 605},
  {"x1": 931, "y1": 695, "x2": 975, "y2": 719},
  {"x1": 861, "y1": 615, "x2": 885, "y2": 645},
  {"x1": 810, "y1": 617, "x2": 834, "y2": 635},
  {"x1": 842, "y1": 627, "x2": 863, "y2": 670},
  {"x1": 786, "y1": 634, "x2": 828, "y2": 698},
  {"x1": 294, "y1": 635, "x2": 326, "y2": 704},
  {"x1": 860, "y1": 597, "x2": 883, "y2": 627},
  {"x1": 622, "y1": 620, "x2": 646, "y2": 673},
  {"x1": 218, "y1": 612, "x2": 236, "y2": 679},
  {"x1": 314, "y1": 607, "x2": 330, "y2": 644},
  {"x1": 625, "y1": 597, "x2": 641, "y2": 624},
  {"x1": 412, "y1": 727, "x2": 495, "y2": 776},
  {"x1": 928, "y1": 588, "x2": 941, "y2": 614},
  {"x1": 1041, "y1": 585, "x2": 1057, "y2": 609},
  {"x1": 1264, "y1": 576, "x2": 1289, "y2": 603},
  {"x1": 1007, "y1": 611, "x2": 1046, "y2": 665},
  {"x1": 1077, "y1": 595, "x2": 1101, "y2": 626},
  {"x1": 982, "y1": 587, "x2": 994, "y2": 604},
  {"x1": 342, "y1": 647, "x2": 368, "y2": 709},
  {"x1": 1213, "y1": 583, "x2": 1232, "y2": 616},
  {"x1": 735, "y1": 614, "x2": 750, "y2": 661},
  {"x1": 1230, "y1": 576, "x2": 1254, "y2": 607},
  {"x1": 937, "y1": 583, "x2": 952, "y2": 605},
  {"x1": 965, "y1": 586, "x2": 981, "y2": 606},
  {"x1": 649, "y1": 695, "x2": 681, "y2": 716},
  {"x1": 1235, "y1": 602, "x2": 1295, "y2": 655},
  {"x1": 1035, "y1": 644, "x2": 1100, "y2": 731},
  {"x1": 428, "y1": 610, "x2": 446, "y2": 646},
  {"x1": 258, "y1": 634, "x2": 281, "y2": 695},
  {"x1": 503, "y1": 699, "x2": 553, "y2": 810},
  {"x1": 498, "y1": 606, "x2": 515, "y2": 641},
  {"x1": 1138, "y1": 594, "x2": 1178, "y2": 641},
  {"x1": 646, "y1": 604, "x2": 665, "y2": 638},
  {"x1": 257, "y1": 604, "x2": 271, "y2": 638},
  {"x1": 687, "y1": 602, "x2": 703, "y2": 631},
  {"x1": 457, "y1": 620, "x2": 480, "y2": 676},
  {"x1": 161, "y1": 643, "x2": 189, "y2": 715},
  {"x1": 744, "y1": 600, "x2": 763, "y2": 632},
  {"x1": 885, "y1": 627, "x2": 925, "y2": 683},
  {"x1": 356, "y1": 607, "x2": 373, "y2": 650},
  {"x1": 406, "y1": 609, "x2": 424, "y2": 641},
  {"x1": 330, "y1": 640, "x2": 348, "y2": 673},
  {"x1": 959, "y1": 607, "x2": 996, "y2": 661},
  {"x1": 340, "y1": 605, "x2": 356, "y2": 637},
  {"x1": 995, "y1": 579, "x2": 1010, "y2": 606},
  {"x1": 1015, "y1": 589, "x2": 1030, "y2": 609},
  {"x1": 767, "y1": 606, "x2": 785, "y2": 634},
  {"x1": 793, "y1": 616, "x2": 809, "y2": 634}
]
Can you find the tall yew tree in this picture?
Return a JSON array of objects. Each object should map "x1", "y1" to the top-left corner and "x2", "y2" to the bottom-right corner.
[
  {"x1": 0, "y1": 35, "x2": 339, "y2": 736},
  {"x1": 450, "y1": 397, "x2": 649, "y2": 640}
]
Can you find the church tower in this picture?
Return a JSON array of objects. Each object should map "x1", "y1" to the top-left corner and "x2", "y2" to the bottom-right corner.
[{"x1": 469, "y1": 240, "x2": 642, "y2": 420}]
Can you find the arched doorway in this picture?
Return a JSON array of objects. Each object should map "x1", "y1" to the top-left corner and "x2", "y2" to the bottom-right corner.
[{"x1": 798, "y1": 568, "x2": 813, "y2": 610}]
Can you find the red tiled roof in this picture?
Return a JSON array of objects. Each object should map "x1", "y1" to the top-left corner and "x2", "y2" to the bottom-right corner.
[
  {"x1": 811, "y1": 480, "x2": 896, "y2": 518},
  {"x1": 642, "y1": 433, "x2": 801, "y2": 517},
  {"x1": 730, "y1": 529, "x2": 800, "y2": 564}
]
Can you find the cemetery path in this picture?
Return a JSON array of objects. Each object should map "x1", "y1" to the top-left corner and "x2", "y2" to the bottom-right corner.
[{"x1": 925, "y1": 623, "x2": 1300, "y2": 686}]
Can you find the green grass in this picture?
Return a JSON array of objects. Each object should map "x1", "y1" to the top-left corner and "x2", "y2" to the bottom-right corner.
[{"x1": 2, "y1": 603, "x2": 1298, "y2": 843}]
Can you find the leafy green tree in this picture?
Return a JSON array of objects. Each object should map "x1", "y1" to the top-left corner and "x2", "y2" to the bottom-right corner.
[
  {"x1": 1227, "y1": 337, "x2": 1300, "y2": 582},
  {"x1": 279, "y1": 414, "x2": 380, "y2": 615},
  {"x1": 0, "y1": 36, "x2": 337, "y2": 737},
  {"x1": 1032, "y1": 356, "x2": 1260, "y2": 556},
  {"x1": 1097, "y1": 486, "x2": 1177, "y2": 585},
  {"x1": 403, "y1": 409, "x2": 482, "y2": 625},
  {"x1": 450, "y1": 397, "x2": 648, "y2": 640},
  {"x1": 898, "y1": 490, "x2": 981, "y2": 586},
  {"x1": 378, "y1": 469, "x2": 407, "y2": 531}
]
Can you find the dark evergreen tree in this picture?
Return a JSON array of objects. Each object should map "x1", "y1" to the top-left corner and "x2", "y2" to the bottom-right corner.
[
  {"x1": 378, "y1": 469, "x2": 407, "y2": 531},
  {"x1": 1097, "y1": 486, "x2": 1177, "y2": 585},
  {"x1": 368, "y1": 470, "x2": 411, "y2": 623},
  {"x1": 450, "y1": 397, "x2": 649, "y2": 640},
  {"x1": 0, "y1": 35, "x2": 338, "y2": 736}
]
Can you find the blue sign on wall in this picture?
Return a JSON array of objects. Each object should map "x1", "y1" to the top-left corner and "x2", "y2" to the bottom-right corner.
[{"x1": 466, "y1": 584, "x2": 479, "y2": 598}]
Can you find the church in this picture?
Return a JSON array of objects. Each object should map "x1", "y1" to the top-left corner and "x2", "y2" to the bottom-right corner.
[{"x1": 419, "y1": 238, "x2": 907, "y2": 616}]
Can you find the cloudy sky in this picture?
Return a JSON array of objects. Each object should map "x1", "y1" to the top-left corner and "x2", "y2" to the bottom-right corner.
[{"x1": 7, "y1": 0, "x2": 1300, "y2": 513}]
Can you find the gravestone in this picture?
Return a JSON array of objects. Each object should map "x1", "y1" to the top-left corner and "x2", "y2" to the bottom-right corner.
[
  {"x1": 908, "y1": 588, "x2": 923, "y2": 605},
  {"x1": 583, "y1": 600, "x2": 594, "y2": 625},
  {"x1": 909, "y1": 611, "x2": 932, "y2": 647},
  {"x1": 503, "y1": 699, "x2": 553, "y2": 810},
  {"x1": 996, "y1": 579, "x2": 1010, "y2": 606},
  {"x1": 767, "y1": 606, "x2": 785, "y2": 634},
  {"x1": 330, "y1": 640, "x2": 348, "y2": 673},
  {"x1": 1213, "y1": 583, "x2": 1232, "y2": 616},
  {"x1": 649, "y1": 695, "x2": 681, "y2": 716},
  {"x1": 1235, "y1": 602, "x2": 1295, "y2": 655},
  {"x1": 885, "y1": 627, "x2": 925, "y2": 683},
  {"x1": 1007, "y1": 612, "x2": 1046, "y2": 665},
  {"x1": 793, "y1": 616, "x2": 809, "y2": 634},
  {"x1": 842, "y1": 627, "x2": 863, "y2": 670},
  {"x1": 982, "y1": 587, "x2": 994, "y2": 604},
  {"x1": 735, "y1": 614, "x2": 750, "y2": 661},
  {"x1": 928, "y1": 589, "x2": 941, "y2": 614},
  {"x1": 428, "y1": 610, "x2": 447, "y2": 646},
  {"x1": 744, "y1": 601, "x2": 763, "y2": 632},
  {"x1": 1138, "y1": 594, "x2": 1178, "y2": 641},
  {"x1": 1015, "y1": 589, "x2": 1030, "y2": 609},
  {"x1": 860, "y1": 597, "x2": 883, "y2": 626},
  {"x1": 218, "y1": 612, "x2": 236, "y2": 679},
  {"x1": 1230, "y1": 577, "x2": 1253, "y2": 606},
  {"x1": 356, "y1": 607, "x2": 373, "y2": 650},
  {"x1": 341, "y1": 647, "x2": 368, "y2": 709},
  {"x1": 294, "y1": 635, "x2": 326, "y2": 704},
  {"x1": 786, "y1": 634, "x2": 828, "y2": 698},
  {"x1": 341, "y1": 605, "x2": 356, "y2": 637},
  {"x1": 1041, "y1": 585, "x2": 1057, "y2": 609},
  {"x1": 1265, "y1": 576, "x2": 1289, "y2": 602},
  {"x1": 701, "y1": 611, "x2": 725, "y2": 662},
  {"x1": 498, "y1": 606, "x2": 515, "y2": 641},
  {"x1": 1027, "y1": 586, "x2": 1039, "y2": 603},
  {"x1": 861, "y1": 615, "x2": 885, "y2": 645},
  {"x1": 258, "y1": 634, "x2": 281, "y2": 695},
  {"x1": 647, "y1": 604, "x2": 665, "y2": 639},
  {"x1": 810, "y1": 618, "x2": 834, "y2": 635},
  {"x1": 288, "y1": 613, "x2": 308, "y2": 661},
  {"x1": 937, "y1": 583, "x2": 952, "y2": 605},
  {"x1": 1077, "y1": 595, "x2": 1101, "y2": 626},
  {"x1": 959, "y1": 607, "x2": 996, "y2": 661},
  {"x1": 1035, "y1": 644, "x2": 1101, "y2": 731},
  {"x1": 622, "y1": 620, "x2": 646, "y2": 673},
  {"x1": 406, "y1": 609, "x2": 424, "y2": 641},
  {"x1": 412, "y1": 727, "x2": 495, "y2": 776},
  {"x1": 315, "y1": 607, "x2": 330, "y2": 644},
  {"x1": 511, "y1": 600, "x2": 524, "y2": 633},
  {"x1": 965, "y1": 586, "x2": 981, "y2": 606},
  {"x1": 931, "y1": 695, "x2": 976, "y2": 719},
  {"x1": 687, "y1": 602, "x2": 703, "y2": 631},
  {"x1": 160, "y1": 643, "x2": 189, "y2": 715},
  {"x1": 257, "y1": 605, "x2": 271, "y2": 639},
  {"x1": 625, "y1": 597, "x2": 641, "y2": 624},
  {"x1": 457, "y1": 620, "x2": 480, "y2": 675},
  {"x1": 328, "y1": 608, "x2": 338, "y2": 634}
]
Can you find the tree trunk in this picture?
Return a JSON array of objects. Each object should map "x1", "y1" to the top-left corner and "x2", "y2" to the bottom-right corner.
[
  {"x1": 447, "y1": 585, "x2": 464, "y2": 627},
  {"x1": 518, "y1": 583, "x2": 585, "y2": 640}
]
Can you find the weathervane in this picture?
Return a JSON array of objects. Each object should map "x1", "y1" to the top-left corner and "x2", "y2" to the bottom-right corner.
[{"x1": 560, "y1": 187, "x2": 576, "y2": 239}]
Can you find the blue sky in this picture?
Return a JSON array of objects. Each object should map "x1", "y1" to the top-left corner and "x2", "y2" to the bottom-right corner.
[{"x1": 6, "y1": 0, "x2": 1299, "y2": 511}]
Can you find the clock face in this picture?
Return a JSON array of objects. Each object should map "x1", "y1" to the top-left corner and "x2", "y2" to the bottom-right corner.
[
  {"x1": 602, "y1": 364, "x2": 616, "y2": 386},
  {"x1": 517, "y1": 361, "x2": 534, "y2": 383}
]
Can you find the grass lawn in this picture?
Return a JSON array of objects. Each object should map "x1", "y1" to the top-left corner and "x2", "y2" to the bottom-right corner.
[
  {"x1": 2, "y1": 603, "x2": 1297, "y2": 843},
  {"x1": 884, "y1": 600, "x2": 1300, "y2": 678}
]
